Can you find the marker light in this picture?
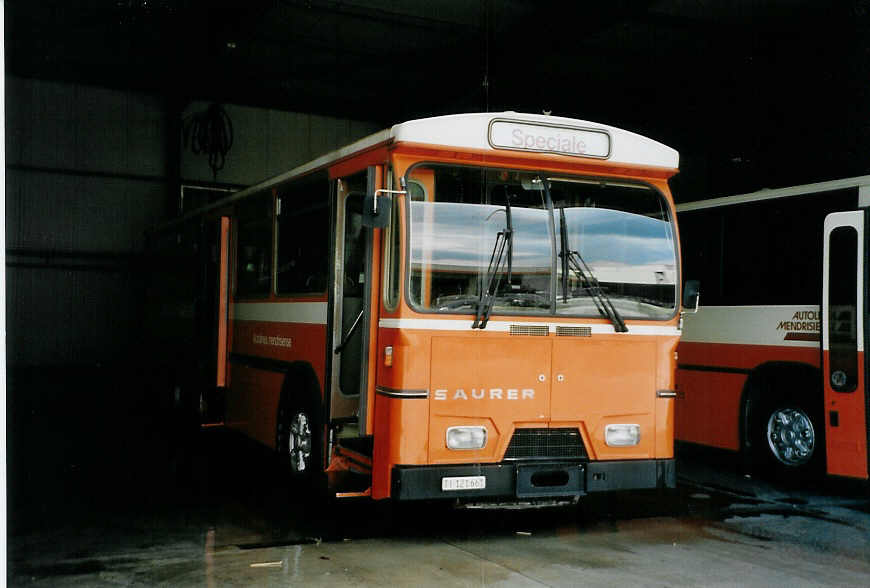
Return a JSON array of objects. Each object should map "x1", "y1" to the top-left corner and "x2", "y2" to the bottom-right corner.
[
  {"x1": 384, "y1": 346, "x2": 393, "y2": 367},
  {"x1": 605, "y1": 424, "x2": 641, "y2": 447},
  {"x1": 446, "y1": 426, "x2": 487, "y2": 450}
]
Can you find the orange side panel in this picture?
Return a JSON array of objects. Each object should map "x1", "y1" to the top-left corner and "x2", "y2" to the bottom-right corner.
[
  {"x1": 226, "y1": 365, "x2": 284, "y2": 449},
  {"x1": 655, "y1": 337, "x2": 679, "y2": 459},
  {"x1": 655, "y1": 395, "x2": 675, "y2": 458},
  {"x1": 371, "y1": 394, "x2": 392, "y2": 499},
  {"x1": 375, "y1": 329, "x2": 431, "y2": 393},
  {"x1": 675, "y1": 369, "x2": 746, "y2": 450},
  {"x1": 823, "y1": 350, "x2": 869, "y2": 479},
  {"x1": 372, "y1": 393, "x2": 430, "y2": 500},
  {"x1": 372, "y1": 328, "x2": 432, "y2": 499},
  {"x1": 233, "y1": 321, "x2": 328, "y2": 395},
  {"x1": 216, "y1": 217, "x2": 230, "y2": 387}
]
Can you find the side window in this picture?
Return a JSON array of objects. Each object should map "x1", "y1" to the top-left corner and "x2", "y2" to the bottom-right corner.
[
  {"x1": 680, "y1": 189, "x2": 857, "y2": 306},
  {"x1": 828, "y1": 226, "x2": 859, "y2": 392},
  {"x1": 276, "y1": 172, "x2": 330, "y2": 295},
  {"x1": 235, "y1": 193, "x2": 273, "y2": 297},
  {"x1": 718, "y1": 189, "x2": 856, "y2": 305},
  {"x1": 679, "y1": 209, "x2": 723, "y2": 305}
]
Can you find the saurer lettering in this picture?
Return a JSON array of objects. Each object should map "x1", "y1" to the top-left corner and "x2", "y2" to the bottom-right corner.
[{"x1": 434, "y1": 388, "x2": 535, "y2": 400}]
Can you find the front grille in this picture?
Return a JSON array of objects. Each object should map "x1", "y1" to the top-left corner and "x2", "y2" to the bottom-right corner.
[
  {"x1": 556, "y1": 326, "x2": 592, "y2": 337},
  {"x1": 510, "y1": 324, "x2": 549, "y2": 336},
  {"x1": 503, "y1": 428, "x2": 587, "y2": 460}
]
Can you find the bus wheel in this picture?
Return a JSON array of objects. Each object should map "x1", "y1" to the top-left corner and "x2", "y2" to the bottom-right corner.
[
  {"x1": 753, "y1": 401, "x2": 824, "y2": 480},
  {"x1": 287, "y1": 411, "x2": 313, "y2": 473},
  {"x1": 766, "y1": 407, "x2": 816, "y2": 467},
  {"x1": 276, "y1": 396, "x2": 322, "y2": 487}
]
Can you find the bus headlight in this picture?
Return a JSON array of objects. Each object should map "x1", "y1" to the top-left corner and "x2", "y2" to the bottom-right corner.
[
  {"x1": 446, "y1": 426, "x2": 487, "y2": 450},
  {"x1": 605, "y1": 424, "x2": 640, "y2": 447}
]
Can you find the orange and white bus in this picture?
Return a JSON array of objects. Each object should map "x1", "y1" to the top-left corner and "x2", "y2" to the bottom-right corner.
[
  {"x1": 676, "y1": 176, "x2": 870, "y2": 481},
  {"x1": 151, "y1": 112, "x2": 684, "y2": 502}
]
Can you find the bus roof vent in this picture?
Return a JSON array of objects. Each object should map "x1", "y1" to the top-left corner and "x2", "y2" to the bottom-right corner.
[
  {"x1": 556, "y1": 326, "x2": 592, "y2": 337},
  {"x1": 510, "y1": 325, "x2": 549, "y2": 336}
]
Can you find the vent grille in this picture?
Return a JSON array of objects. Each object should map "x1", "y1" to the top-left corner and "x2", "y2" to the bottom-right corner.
[
  {"x1": 556, "y1": 326, "x2": 592, "y2": 337},
  {"x1": 510, "y1": 325, "x2": 549, "y2": 336},
  {"x1": 503, "y1": 428, "x2": 587, "y2": 460}
]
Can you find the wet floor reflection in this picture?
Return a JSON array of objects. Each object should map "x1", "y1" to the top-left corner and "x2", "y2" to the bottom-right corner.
[{"x1": 9, "y1": 425, "x2": 870, "y2": 585}]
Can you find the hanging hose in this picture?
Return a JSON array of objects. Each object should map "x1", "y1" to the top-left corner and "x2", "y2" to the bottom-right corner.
[{"x1": 182, "y1": 103, "x2": 234, "y2": 181}]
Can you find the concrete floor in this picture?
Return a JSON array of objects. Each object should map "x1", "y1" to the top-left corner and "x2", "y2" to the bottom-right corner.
[
  {"x1": 7, "y1": 367, "x2": 870, "y2": 586},
  {"x1": 9, "y1": 426, "x2": 870, "y2": 586}
]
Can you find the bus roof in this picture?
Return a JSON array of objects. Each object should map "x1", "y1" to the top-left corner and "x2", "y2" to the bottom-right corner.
[
  {"x1": 391, "y1": 112, "x2": 679, "y2": 169},
  {"x1": 676, "y1": 174, "x2": 870, "y2": 213},
  {"x1": 160, "y1": 112, "x2": 677, "y2": 229}
]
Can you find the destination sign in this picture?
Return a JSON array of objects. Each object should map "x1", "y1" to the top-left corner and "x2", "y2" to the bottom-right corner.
[{"x1": 488, "y1": 120, "x2": 611, "y2": 158}]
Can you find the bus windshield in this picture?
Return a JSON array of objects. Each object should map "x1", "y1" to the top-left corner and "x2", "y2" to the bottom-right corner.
[{"x1": 407, "y1": 164, "x2": 677, "y2": 321}]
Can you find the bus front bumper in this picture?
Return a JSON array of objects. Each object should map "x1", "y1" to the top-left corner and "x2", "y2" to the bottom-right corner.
[{"x1": 391, "y1": 459, "x2": 676, "y2": 501}]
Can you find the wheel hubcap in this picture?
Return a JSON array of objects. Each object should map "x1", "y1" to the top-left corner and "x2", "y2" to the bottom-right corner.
[
  {"x1": 287, "y1": 412, "x2": 312, "y2": 473},
  {"x1": 766, "y1": 407, "x2": 815, "y2": 466}
]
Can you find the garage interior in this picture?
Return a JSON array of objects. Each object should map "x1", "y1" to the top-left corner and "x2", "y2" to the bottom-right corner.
[{"x1": 5, "y1": 1, "x2": 870, "y2": 585}]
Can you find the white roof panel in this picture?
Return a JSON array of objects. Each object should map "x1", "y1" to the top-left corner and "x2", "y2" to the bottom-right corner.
[{"x1": 391, "y1": 112, "x2": 678, "y2": 169}]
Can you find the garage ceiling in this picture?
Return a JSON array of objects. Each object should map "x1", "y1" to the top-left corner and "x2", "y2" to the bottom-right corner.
[{"x1": 7, "y1": 0, "x2": 870, "y2": 196}]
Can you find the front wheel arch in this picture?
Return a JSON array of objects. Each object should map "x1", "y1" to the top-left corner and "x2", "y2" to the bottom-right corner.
[{"x1": 740, "y1": 361, "x2": 825, "y2": 478}]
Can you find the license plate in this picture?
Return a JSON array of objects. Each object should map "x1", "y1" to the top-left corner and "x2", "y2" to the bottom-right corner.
[{"x1": 441, "y1": 475, "x2": 486, "y2": 491}]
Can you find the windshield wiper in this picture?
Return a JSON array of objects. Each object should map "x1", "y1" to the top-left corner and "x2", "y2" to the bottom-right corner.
[
  {"x1": 558, "y1": 207, "x2": 628, "y2": 333},
  {"x1": 472, "y1": 204, "x2": 513, "y2": 329}
]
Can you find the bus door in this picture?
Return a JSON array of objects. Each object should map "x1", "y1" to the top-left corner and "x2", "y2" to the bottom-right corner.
[
  {"x1": 330, "y1": 172, "x2": 376, "y2": 434},
  {"x1": 822, "y1": 211, "x2": 869, "y2": 479}
]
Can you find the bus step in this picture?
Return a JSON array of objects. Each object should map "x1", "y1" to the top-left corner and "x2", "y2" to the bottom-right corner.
[
  {"x1": 200, "y1": 421, "x2": 225, "y2": 429},
  {"x1": 327, "y1": 444, "x2": 372, "y2": 474},
  {"x1": 327, "y1": 469, "x2": 371, "y2": 497},
  {"x1": 335, "y1": 487, "x2": 372, "y2": 499},
  {"x1": 336, "y1": 435, "x2": 374, "y2": 457}
]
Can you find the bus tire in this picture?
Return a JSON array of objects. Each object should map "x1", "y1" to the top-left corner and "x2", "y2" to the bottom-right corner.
[
  {"x1": 276, "y1": 373, "x2": 323, "y2": 493},
  {"x1": 752, "y1": 397, "x2": 825, "y2": 481}
]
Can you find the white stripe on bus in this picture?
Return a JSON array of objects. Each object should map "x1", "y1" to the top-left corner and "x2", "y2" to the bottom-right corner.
[
  {"x1": 378, "y1": 318, "x2": 680, "y2": 336},
  {"x1": 680, "y1": 305, "x2": 827, "y2": 349},
  {"x1": 233, "y1": 302, "x2": 328, "y2": 325}
]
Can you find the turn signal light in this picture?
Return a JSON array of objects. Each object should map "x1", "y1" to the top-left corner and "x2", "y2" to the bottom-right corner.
[{"x1": 384, "y1": 346, "x2": 393, "y2": 367}]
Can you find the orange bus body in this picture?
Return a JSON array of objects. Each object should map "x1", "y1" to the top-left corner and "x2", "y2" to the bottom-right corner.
[{"x1": 158, "y1": 113, "x2": 684, "y2": 502}]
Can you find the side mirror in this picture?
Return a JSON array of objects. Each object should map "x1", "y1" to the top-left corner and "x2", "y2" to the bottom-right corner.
[
  {"x1": 361, "y1": 167, "x2": 404, "y2": 228},
  {"x1": 362, "y1": 192, "x2": 391, "y2": 228},
  {"x1": 682, "y1": 279, "x2": 700, "y2": 313}
]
